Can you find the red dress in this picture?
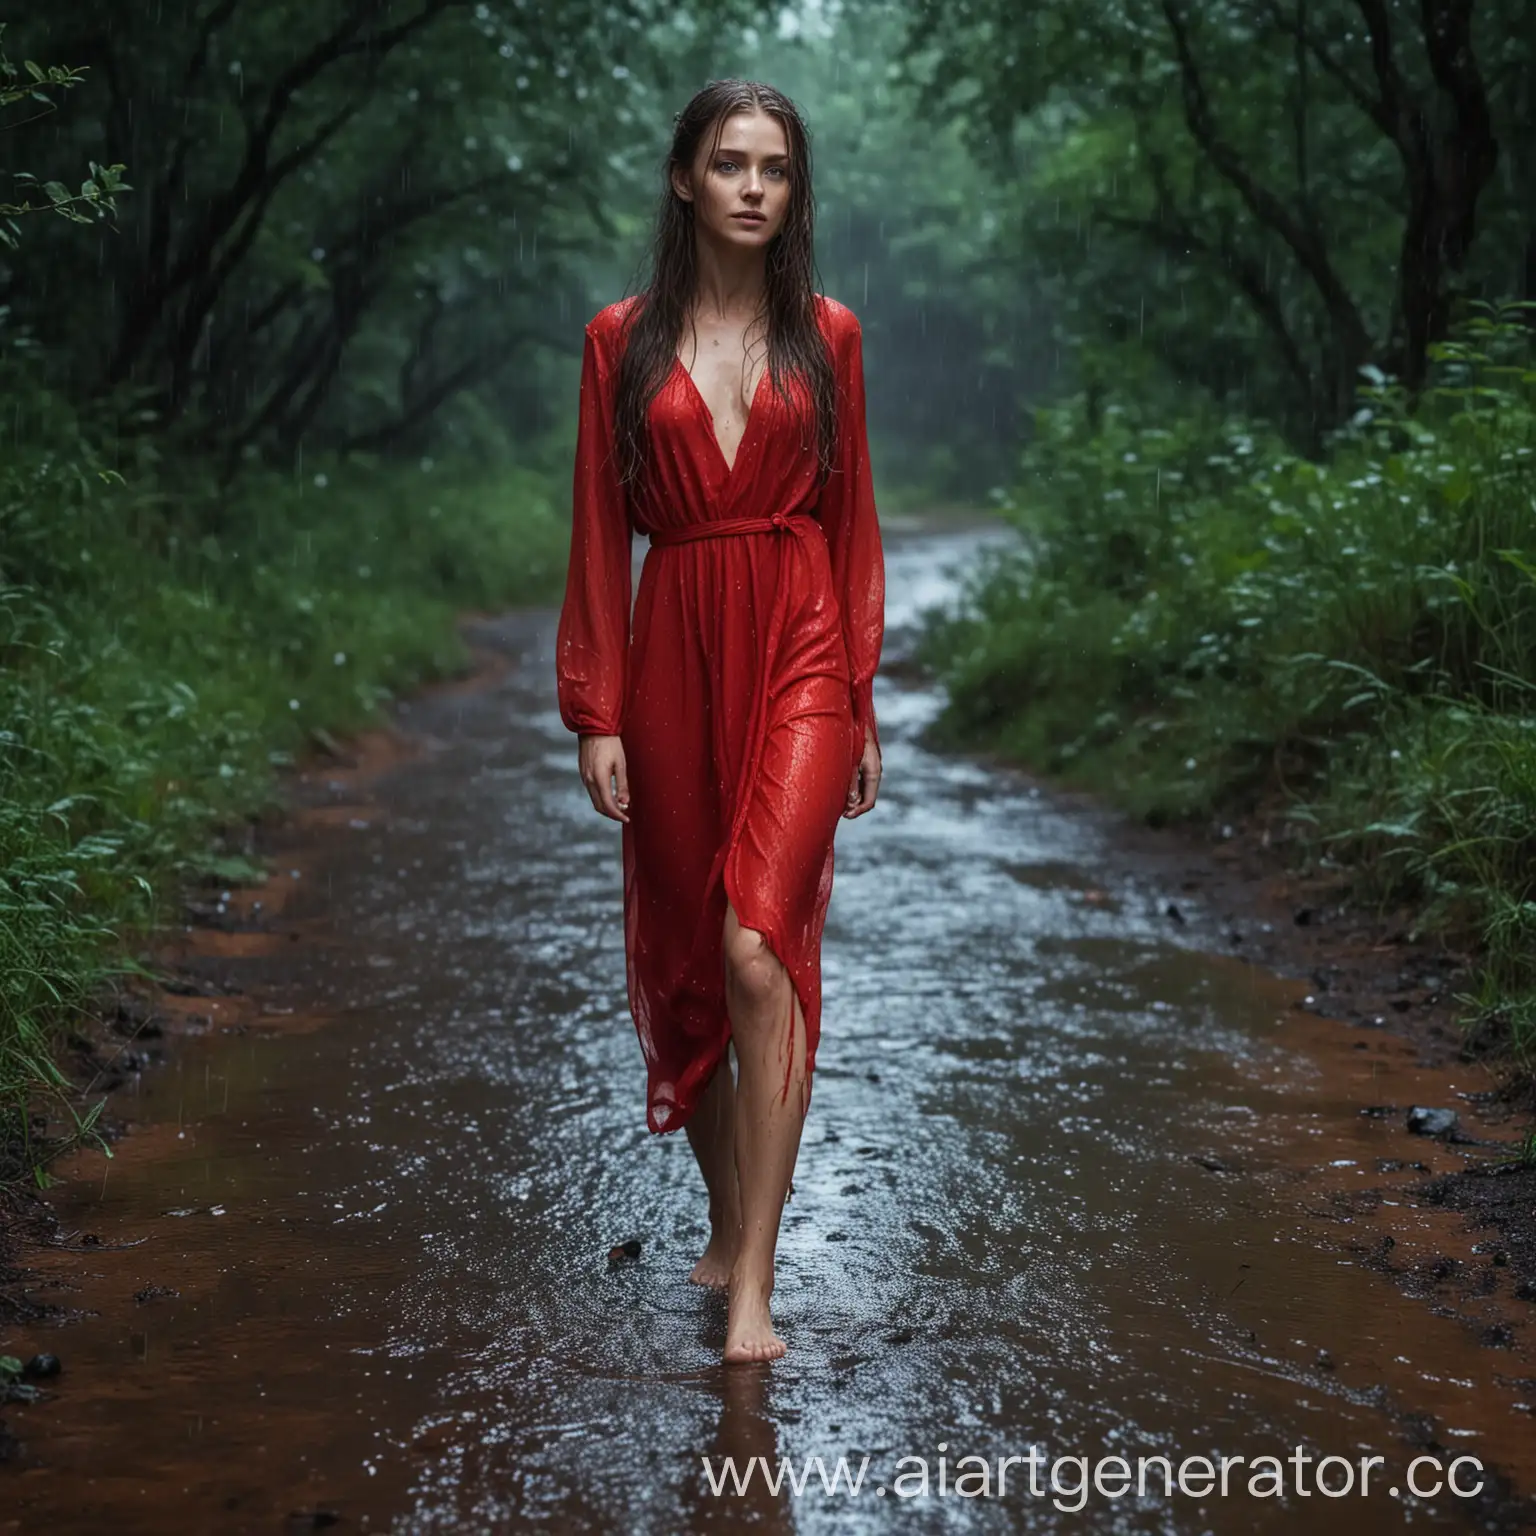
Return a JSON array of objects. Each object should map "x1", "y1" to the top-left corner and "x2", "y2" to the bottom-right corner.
[{"x1": 555, "y1": 293, "x2": 884, "y2": 1134}]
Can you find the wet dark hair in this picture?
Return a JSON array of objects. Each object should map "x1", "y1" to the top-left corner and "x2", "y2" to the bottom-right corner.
[{"x1": 611, "y1": 78, "x2": 837, "y2": 493}]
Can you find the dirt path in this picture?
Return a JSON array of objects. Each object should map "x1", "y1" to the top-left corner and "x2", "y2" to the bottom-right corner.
[{"x1": 4, "y1": 522, "x2": 1534, "y2": 1534}]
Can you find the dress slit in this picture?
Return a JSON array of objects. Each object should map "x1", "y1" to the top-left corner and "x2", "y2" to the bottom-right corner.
[
  {"x1": 672, "y1": 531, "x2": 808, "y2": 1120},
  {"x1": 723, "y1": 827, "x2": 817, "y2": 1113}
]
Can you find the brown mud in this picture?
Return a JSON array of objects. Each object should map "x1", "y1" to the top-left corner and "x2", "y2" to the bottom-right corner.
[
  {"x1": 0, "y1": 519, "x2": 1532, "y2": 1534},
  {"x1": 1065, "y1": 751, "x2": 1536, "y2": 1319}
]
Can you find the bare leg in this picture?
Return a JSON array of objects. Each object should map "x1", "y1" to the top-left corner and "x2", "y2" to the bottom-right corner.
[
  {"x1": 721, "y1": 899, "x2": 808, "y2": 1364},
  {"x1": 685, "y1": 1052, "x2": 742, "y2": 1288}
]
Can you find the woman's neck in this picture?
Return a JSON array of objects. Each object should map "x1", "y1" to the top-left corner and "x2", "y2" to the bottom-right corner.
[{"x1": 689, "y1": 235, "x2": 767, "y2": 321}]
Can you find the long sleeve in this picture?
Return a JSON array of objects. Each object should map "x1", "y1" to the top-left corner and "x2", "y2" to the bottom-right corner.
[
  {"x1": 820, "y1": 310, "x2": 885, "y2": 756},
  {"x1": 556, "y1": 322, "x2": 633, "y2": 737}
]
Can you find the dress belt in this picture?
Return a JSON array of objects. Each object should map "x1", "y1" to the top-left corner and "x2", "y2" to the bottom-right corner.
[{"x1": 647, "y1": 511, "x2": 816, "y2": 547}]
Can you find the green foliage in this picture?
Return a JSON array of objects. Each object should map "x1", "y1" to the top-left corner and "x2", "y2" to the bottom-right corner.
[
  {"x1": 0, "y1": 23, "x2": 129, "y2": 249},
  {"x1": 921, "y1": 306, "x2": 1536, "y2": 1070},
  {"x1": 0, "y1": 366, "x2": 566, "y2": 1173},
  {"x1": 897, "y1": 0, "x2": 1532, "y2": 445},
  {"x1": 0, "y1": 23, "x2": 87, "y2": 110},
  {"x1": 7, "y1": 3, "x2": 757, "y2": 458},
  {"x1": 2, "y1": 158, "x2": 129, "y2": 248}
]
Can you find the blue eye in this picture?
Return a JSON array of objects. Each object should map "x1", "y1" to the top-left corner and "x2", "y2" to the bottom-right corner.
[{"x1": 715, "y1": 160, "x2": 788, "y2": 177}]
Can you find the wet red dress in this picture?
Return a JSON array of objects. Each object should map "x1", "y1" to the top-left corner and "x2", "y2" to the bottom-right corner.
[{"x1": 554, "y1": 294, "x2": 885, "y2": 1134}]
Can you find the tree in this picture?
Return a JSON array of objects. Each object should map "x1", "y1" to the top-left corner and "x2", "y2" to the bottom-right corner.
[
  {"x1": 896, "y1": 0, "x2": 1529, "y2": 442},
  {"x1": 7, "y1": 2, "x2": 756, "y2": 464}
]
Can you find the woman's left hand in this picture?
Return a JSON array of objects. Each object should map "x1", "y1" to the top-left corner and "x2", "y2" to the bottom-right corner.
[{"x1": 843, "y1": 726, "x2": 881, "y2": 819}]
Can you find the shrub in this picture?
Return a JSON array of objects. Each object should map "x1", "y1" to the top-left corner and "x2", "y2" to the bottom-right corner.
[
  {"x1": 920, "y1": 304, "x2": 1536, "y2": 1069},
  {"x1": 0, "y1": 369, "x2": 568, "y2": 1176}
]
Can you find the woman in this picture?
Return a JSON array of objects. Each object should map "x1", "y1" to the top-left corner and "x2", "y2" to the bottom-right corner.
[{"x1": 555, "y1": 79, "x2": 884, "y2": 1365}]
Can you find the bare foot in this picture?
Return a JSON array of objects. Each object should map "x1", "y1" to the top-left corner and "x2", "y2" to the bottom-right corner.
[
  {"x1": 724, "y1": 1272, "x2": 786, "y2": 1363},
  {"x1": 688, "y1": 1229, "x2": 739, "y2": 1290}
]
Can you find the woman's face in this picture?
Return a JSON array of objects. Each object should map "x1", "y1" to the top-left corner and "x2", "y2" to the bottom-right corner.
[{"x1": 672, "y1": 108, "x2": 792, "y2": 249}]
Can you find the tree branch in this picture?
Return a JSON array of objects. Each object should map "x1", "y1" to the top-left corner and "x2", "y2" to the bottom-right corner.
[
  {"x1": 342, "y1": 347, "x2": 506, "y2": 455},
  {"x1": 106, "y1": 0, "x2": 461, "y2": 387},
  {"x1": 1158, "y1": 0, "x2": 1371, "y2": 407}
]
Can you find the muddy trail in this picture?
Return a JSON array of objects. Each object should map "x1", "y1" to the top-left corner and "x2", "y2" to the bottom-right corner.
[{"x1": 7, "y1": 522, "x2": 1536, "y2": 1534}]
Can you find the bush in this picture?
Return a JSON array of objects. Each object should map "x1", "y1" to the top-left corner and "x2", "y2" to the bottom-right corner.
[
  {"x1": 0, "y1": 370, "x2": 568, "y2": 1175},
  {"x1": 920, "y1": 305, "x2": 1536, "y2": 1071}
]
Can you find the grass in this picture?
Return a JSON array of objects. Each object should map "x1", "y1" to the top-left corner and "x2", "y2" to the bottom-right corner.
[
  {"x1": 0, "y1": 370, "x2": 570, "y2": 1181},
  {"x1": 918, "y1": 304, "x2": 1536, "y2": 1076}
]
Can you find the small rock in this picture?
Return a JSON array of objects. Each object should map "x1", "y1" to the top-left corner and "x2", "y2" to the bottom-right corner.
[
  {"x1": 1190, "y1": 1154, "x2": 1229, "y2": 1174},
  {"x1": 160, "y1": 973, "x2": 240, "y2": 998},
  {"x1": 1316, "y1": 1348, "x2": 1335, "y2": 1370},
  {"x1": 1406, "y1": 1106, "x2": 1459, "y2": 1137},
  {"x1": 112, "y1": 995, "x2": 164, "y2": 1039},
  {"x1": 1293, "y1": 907, "x2": 1314, "y2": 926},
  {"x1": 21, "y1": 1355, "x2": 60, "y2": 1381},
  {"x1": 607, "y1": 1239, "x2": 642, "y2": 1266},
  {"x1": 286, "y1": 1511, "x2": 342, "y2": 1532},
  {"x1": 134, "y1": 1285, "x2": 181, "y2": 1304},
  {"x1": 1164, "y1": 902, "x2": 1186, "y2": 925}
]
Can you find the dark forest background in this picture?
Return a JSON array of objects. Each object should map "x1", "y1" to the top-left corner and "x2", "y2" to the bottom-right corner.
[{"x1": 3, "y1": 1, "x2": 1534, "y2": 1171}]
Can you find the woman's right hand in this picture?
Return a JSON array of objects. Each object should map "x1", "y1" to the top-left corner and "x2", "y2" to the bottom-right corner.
[{"x1": 578, "y1": 734, "x2": 630, "y2": 823}]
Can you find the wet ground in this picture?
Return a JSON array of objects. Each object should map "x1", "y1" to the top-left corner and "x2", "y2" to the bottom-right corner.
[{"x1": 7, "y1": 522, "x2": 1536, "y2": 1534}]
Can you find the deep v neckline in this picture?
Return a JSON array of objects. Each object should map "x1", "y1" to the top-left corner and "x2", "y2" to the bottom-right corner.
[{"x1": 673, "y1": 354, "x2": 768, "y2": 478}]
